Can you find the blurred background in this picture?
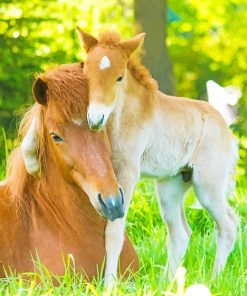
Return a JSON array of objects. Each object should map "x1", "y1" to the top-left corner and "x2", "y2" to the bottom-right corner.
[{"x1": 0, "y1": 0, "x2": 246, "y2": 194}]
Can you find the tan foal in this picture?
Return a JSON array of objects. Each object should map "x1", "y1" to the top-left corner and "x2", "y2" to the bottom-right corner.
[{"x1": 77, "y1": 28, "x2": 238, "y2": 287}]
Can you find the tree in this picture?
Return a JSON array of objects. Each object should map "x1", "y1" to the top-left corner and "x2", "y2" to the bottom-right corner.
[{"x1": 135, "y1": 0, "x2": 175, "y2": 95}]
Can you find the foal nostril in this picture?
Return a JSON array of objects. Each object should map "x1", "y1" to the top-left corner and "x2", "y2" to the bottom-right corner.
[{"x1": 98, "y1": 114, "x2": 104, "y2": 126}]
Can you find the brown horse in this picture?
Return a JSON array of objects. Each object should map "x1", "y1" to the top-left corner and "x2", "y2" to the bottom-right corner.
[{"x1": 0, "y1": 63, "x2": 138, "y2": 280}]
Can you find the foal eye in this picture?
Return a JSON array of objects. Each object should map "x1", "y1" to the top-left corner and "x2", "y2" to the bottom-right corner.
[
  {"x1": 50, "y1": 132, "x2": 63, "y2": 143},
  {"x1": 116, "y1": 75, "x2": 124, "y2": 83}
]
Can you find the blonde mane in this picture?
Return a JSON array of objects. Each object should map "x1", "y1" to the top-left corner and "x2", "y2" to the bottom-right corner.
[
  {"x1": 98, "y1": 31, "x2": 121, "y2": 46},
  {"x1": 5, "y1": 63, "x2": 89, "y2": 209},
  {"x1": 98, "y1": 31, "x2": 158, "y2": 91},
  {"x1": 127, "y1": 57, "x2": 158, "y2": 91}
]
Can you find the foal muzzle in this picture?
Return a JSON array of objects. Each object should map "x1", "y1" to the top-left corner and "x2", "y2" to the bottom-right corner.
[
  {"x1": 87, "y1": 114, "x2": 105, "y2": 131},
  {"x1": 87, "y1": 103, "x2": 113, "y2": 131},
  {"x1": 97, "y1": 188, "x2": 125, "y2": 221}
]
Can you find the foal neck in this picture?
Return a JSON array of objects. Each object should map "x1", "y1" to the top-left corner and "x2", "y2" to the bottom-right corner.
[{"x1": 112, "y1": 67, "x2": 156, "y2": 126}]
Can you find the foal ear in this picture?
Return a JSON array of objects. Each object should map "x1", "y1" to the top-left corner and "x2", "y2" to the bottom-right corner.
[
  {"x1": 76, "y1": 27, "x2": 98, "y2": 53},
  {"x1": 33, "y1": 78, "x2": 48, "y2": 105},
  {"x1": 120, "y1": 33, "x2": 146, "y2": 57}
]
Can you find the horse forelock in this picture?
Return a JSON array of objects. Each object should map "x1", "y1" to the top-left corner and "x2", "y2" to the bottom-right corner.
[{"x1": 40, "y1": 63, "x2": 88, "y2": 121}]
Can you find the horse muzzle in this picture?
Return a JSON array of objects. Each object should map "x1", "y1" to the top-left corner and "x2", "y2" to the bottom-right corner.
[
  {"x1": 87, "y1": 103, "x2": 113, "y2": 131},
  {"x1": 87, "y1": 114, "x2": 105, "y2": 131},
  {"x1": 97, "y1": 188, "x2": 125, "y2": 221}
]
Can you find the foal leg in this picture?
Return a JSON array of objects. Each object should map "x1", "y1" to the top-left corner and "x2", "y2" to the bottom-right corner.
[
  {"x1": 156, "y1": 174, "x2": 191, "y2": 277},
  {"x1": 193, "y1": 166, "x2": 238, "y2": 279},
  {"x1": 104, "y1": 165, "x2": 139, "y2": 288},
  {"x1": 104, "y1": 217, "x2": 126, "y2": 287}
]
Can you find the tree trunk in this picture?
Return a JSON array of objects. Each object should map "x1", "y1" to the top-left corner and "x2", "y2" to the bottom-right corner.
[{"x1": 134, "y1": 0, "x2": 176, "y2": 95}]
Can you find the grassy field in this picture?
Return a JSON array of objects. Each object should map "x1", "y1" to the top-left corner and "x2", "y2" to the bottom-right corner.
[{"x1": 0, "y1": 171, "x2": 246, "y2": 295}]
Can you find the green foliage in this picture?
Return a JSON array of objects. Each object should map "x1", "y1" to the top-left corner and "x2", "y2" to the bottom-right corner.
[
  {"x1": 0, "y1": 0, "x2": 134, "y2": 129},
  {"x1": 168, "y1": 0, "x2": 247, "y2": 100}
]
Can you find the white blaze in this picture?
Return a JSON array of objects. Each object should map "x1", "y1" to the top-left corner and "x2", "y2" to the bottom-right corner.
[
  {"x1": 99, "y1": 56, "x2": 111, "y2": 70},
  {"x1": 21, "y1": 116, "x2": 39, "y2": 176}
]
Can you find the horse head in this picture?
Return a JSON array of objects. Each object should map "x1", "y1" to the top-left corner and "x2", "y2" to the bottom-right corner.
[
  {"x1": 77, "y1": 28, "x2": 145, "y2": 131},
  {"x1": 21, "y1": 64, "x2": 124, "y2": 221}
]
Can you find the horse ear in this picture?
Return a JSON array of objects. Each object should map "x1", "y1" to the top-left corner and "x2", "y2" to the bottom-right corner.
[
  {"x1": 32, "y1": 77, "x2": 48, "y2": 105},
  {"x1": 120, "y1": 33, "x2": 146, "y2": 57},
  {"x1": 76, "y1": 27, "x2": 98, "y2": 53},
  {"x1": 21, "y1": 117, "x2": 39, "y2": 176}
]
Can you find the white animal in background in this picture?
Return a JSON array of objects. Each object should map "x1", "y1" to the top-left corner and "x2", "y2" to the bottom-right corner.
[
  {"x1": 167, "y1": 267, "x2": 212, "y2": 296},
  {"x1": 206, "y1": 80, "x2": 242, "y2": 126}
]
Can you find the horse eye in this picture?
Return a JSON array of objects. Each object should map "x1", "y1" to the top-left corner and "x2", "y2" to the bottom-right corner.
[
  {"x1": 116, "y1": 76, "x2": 124, "y2": 83},
  {"x1": 50, "y1": 132, "x2": 63, "y2": 143}
]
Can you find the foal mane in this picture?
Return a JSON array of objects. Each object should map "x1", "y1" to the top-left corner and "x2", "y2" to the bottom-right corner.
[
  {"x1": 6, "y1": 63, "x2": 88, "y2": 209},
  {"x1": 98, "y1": 31, "x2": 158, "y2": 91}
]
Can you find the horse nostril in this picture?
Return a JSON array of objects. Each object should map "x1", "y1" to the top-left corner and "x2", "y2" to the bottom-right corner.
[
  {"x1": 98, "y1": 193, "x2": 107, "y2": 211},
  {"x1": 97, "y1": 192, "x2": 125, "y2": 221},
  {"x1": 119, "y1": 187, "x2": 124, "y2": 206}
]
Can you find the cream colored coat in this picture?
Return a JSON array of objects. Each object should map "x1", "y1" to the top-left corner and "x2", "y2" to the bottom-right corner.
[{"x1": 76, "y1": 29, "x2": 238, "y2": 287}]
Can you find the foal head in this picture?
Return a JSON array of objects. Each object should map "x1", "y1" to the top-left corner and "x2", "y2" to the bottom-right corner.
[
  {"x1": 77, "y1": 28, "x2": 145, "y2": 131},
  {"x1": 21, "y1": 64, "x2": 124, "y2": 221}
]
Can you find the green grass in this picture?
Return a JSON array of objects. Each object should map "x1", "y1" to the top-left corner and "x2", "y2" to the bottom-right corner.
[{"x1": 0, "y1": 177, "x2": 246, "y2": 295}]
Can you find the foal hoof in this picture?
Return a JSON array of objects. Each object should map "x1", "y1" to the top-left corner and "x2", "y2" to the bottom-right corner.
[{"x1": 104, "y1": 274, "x2": 117, "y2": 290}]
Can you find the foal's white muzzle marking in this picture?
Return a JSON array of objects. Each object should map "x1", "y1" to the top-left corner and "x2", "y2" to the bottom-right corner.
[
  {"x1": 21, "y1": 116, "x2": 39, "y2": 175},
  {"x1": 87, "y1": 103, "x2": 113, "y2": 130}
]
